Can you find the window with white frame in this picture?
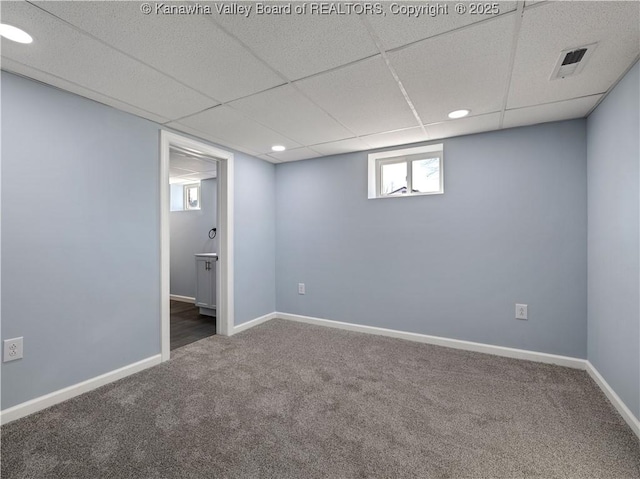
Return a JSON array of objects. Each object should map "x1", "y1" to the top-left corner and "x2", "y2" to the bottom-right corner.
[
  {"x1": 368, "y1": 144, "x2": 444, "y2": 199},
  {"x1": 184, "y1": 183, "x2": 201, "y2": 210}
]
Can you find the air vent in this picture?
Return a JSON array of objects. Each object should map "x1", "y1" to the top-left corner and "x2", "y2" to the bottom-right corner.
[
  {"x1": 550, "y1": 43, "x2": 597, "y2": 80},
  {"x1": 561, "y1": 48, "x2": 587, "y2": 66}
]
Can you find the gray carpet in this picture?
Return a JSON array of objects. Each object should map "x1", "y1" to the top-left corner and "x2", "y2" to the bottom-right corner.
[{"x1": 2, "y1": 319, "x2": 639, "y2": 478}]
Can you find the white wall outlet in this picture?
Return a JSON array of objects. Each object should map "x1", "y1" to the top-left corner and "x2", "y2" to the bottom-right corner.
[
  {"x1": 4, "y1": 337, "x2": 23, "y2": 362},
  {"x1": 298, "y1": 283, "x2": 306, "y2": 295},
  {"x1": 516, "y1": 304, "x2": 528, "y2": 320}
]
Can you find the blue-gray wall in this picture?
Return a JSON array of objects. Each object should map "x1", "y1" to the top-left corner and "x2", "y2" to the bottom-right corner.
[
  {"x1": 234, "y1": 154, "x2": 277, "y2": 325},
  {"x1": 170, "y1": 178, "x2": 217, "y2": 298},
  {"x1": 5, "y1": 63, "x2": 636, "y2": 417},
  {"x1": 587, "y1": 62, "x2": 640, "y2": 419},
  {"x1": 1, "y1": 72, "x2": 276, "y2": 408},
  {"x1": 276, "y1": 121, "x2": 588, "y2": 358},
  {"x1": 1, "y1": 72, "x2": 160, "y2": 408}
]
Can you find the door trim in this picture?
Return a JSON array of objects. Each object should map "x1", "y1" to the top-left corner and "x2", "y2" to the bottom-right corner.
[{"x1": 160, "y1": 130, "x2": 234, "y2": 361}]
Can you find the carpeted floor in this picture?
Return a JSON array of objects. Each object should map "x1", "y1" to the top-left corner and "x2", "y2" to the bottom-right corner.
[{"x1": 2, "y1": 319, "x2": 639, "y2": 478}]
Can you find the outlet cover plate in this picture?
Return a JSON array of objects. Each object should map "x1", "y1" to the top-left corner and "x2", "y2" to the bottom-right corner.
[
  {"x1": 516, "y1": 304, "x2": 528, "y2": 320},
  {"x1": 4, "y1": 337, "x2": 23, "y2": 362}
]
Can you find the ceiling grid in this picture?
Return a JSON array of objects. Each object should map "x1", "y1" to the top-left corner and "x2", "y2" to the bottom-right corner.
[{"x1": 1, "y1": 0, "x2": 637, "y2": 162}]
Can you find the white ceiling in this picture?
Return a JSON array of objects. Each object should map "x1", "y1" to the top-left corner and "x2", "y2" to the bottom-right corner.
[
  {"x1": 2, "y1": 1, "x2": 638, "y2": 163},
  {"x1": 169, "y1": 149, "x2": 217, "y2": 184}
]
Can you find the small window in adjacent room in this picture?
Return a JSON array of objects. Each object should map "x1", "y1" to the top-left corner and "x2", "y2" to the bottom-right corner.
[
  {"x1": 368, "y1": 144, "x2": 444, "y2": 199},
  {"x1": 184, "y1": 183, "x2": 201, "y2": 210}
]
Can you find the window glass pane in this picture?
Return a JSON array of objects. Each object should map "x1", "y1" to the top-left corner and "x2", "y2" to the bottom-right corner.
[
  {"x1": 185, "y1": 185, "x2": 200, "y2": 209},
  {"x1": 412, "y1": 158, "x2": 440, "y2": 193},
  {"x1": 381, "y1": 162, "x2": 407, "y2": 195}
]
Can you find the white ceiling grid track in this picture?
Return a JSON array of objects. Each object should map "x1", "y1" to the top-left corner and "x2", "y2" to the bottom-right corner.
[{"x1": 2, "y1": 0, "x2": 638, "y2": 163}]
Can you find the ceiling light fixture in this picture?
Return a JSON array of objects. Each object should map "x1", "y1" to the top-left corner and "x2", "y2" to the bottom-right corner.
[
  {"x1": 0, "y1": 24, "x2": 33, "y2": 44},
  {"x1": 448, "y1": 109, "x2": 470, "y2": 119},
  {"x1": 271, "y1": 145, "x2": 286, "y2": 152}
]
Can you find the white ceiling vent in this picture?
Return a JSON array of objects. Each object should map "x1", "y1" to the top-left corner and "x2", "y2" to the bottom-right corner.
[{"x1": 550, "y1": 43, "x2": 597, "y2": 80}]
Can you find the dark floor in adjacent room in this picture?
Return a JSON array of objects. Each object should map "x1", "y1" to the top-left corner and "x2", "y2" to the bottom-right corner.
[
  {"x1": 170, "y1": 300, "x2": 216, "y2": 350},
  {"x1": 2, "y1": 319, "x2": 639, "y2": 479}
]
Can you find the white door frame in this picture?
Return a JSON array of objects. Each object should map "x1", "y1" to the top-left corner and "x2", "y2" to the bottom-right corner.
[{"x1": 160, "y1": 130, "x2": 234, "y2": 362}]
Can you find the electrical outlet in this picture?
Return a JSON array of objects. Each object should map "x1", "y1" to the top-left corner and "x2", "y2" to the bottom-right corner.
[
  {"x1": 3, "y1": 337, "x2": 23, "y2": 362},
  {"x1": 298, "y1": 283, "x2": 305, "y2": 295},
  {"x1": 516, "y1": 304, "x2": 528, "y2": 320}
]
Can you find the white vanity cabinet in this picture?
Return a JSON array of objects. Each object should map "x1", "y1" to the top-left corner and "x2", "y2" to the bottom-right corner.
[{"x1": 195, "y1": 253, "x2": 217, "y2": 316}]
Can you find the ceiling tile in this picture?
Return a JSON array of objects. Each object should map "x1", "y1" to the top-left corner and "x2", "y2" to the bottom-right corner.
[
  {"x1": 361, "y1": 127, "x2": 429, "y2": 149},
  {"x1": 170, "y1": 156, "x2": 218, "y2": 173},
  {"x1": 389, "y1": 14, "x2": 515, "y2": 125},
  {"x1": 508, "y1": 1, "x2": 640, "y2": 109},
  {"x1": 258, "y1": 154, "x2": 279, "y2": 163},
  {"x1": 165, "y1": 122, "x2": 252, "y2": 156},
  {"x1": 169, "y1": 172, "x2": 216, "y2": 184},
  {"x1": 503, "y1": 95, "x2": 602, "y2": 129},
  {"x1": 267, "y1": 147, "x2": 322, "y2": 162},
  {"x1": 1, "y1": 1, "x2": 217, "y2": 120},
  {"x1": 309, "y1": 138, "x2": 372, "y2": 156},
  {"x1": 227, "y1": 84, "x2": 354, "y2": 145},
  {"x1": 296, "y1": 57, "x2": 419, "y2": 136},
  {"x1": 212, "y1": 10, "x2": 378, "y2": 80},
  {"x1": 171, "y1": 106, "x2": 301, "y2": 155},
  {"x1": 169, "y1": 166, "x2": 194, "y2": 177},
  {"x1": 524, "y1": 1, "x2": 547, "y2": 7},
  {"x1": 177, "y1": 172, "x2": 218, "y2": 181},
  {"x1": 1, "y1": 57, "x2": 169, "y2": 124},
  {"x1": 366, "y1": 2, "x2": 517, "y2": 51},
  {"x1": 169, "y1": 177, "x2": 194, "y2": 185},
  {"x1": 425, "y1": 113, "x2": 501, "y2": 140},
  {"x1": 33, "y1": 1, "x2": 284, "y2": 103}
]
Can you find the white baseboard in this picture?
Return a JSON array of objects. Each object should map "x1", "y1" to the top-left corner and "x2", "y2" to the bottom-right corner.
[
  {"x1": 1, "y1": 310, "x2": 276, "y2": 424},
  {"x1": 276, "y1": 312, "x2": 586, "y2": 369},
  {"x1": 277, "y1": 312, "x2": 640, "y2": 438},
  {"x1": 585, "y1": 361, "x2": 640, "y2": 439},
  {"x1": 232, "y1": 312, "x2": 277, "y2": 335},
  {"x1": 4, "y1": 314, "x2": 637, "y2": 441},
  {"x1": 170, "y1": 294, "x2": 195, "y2": 303},
  {"x1": 0, "y1": 354, "x2": 162, "y2": 425}
]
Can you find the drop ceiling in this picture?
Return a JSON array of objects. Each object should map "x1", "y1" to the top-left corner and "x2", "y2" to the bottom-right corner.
[
  {"x1": 170, "y1": 148, "x2": 217, "y2": 184},
  {"x1": 2, "y1": 1, "x2": 638, "y2": 163}
]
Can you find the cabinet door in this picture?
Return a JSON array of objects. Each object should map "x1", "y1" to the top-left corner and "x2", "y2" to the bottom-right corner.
[
  {"x1": 195, "y1": 258, "x2": 213, "y2": 307},
  {"x1": 210, "y1": 259, "x2": 217, "y2": 308}
]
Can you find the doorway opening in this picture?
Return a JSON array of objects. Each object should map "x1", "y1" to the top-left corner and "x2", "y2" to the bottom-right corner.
[
  {"x1": 169, "y1": 147, "x2": 217, "y2": 350},
  {"x1": 160, "y1": 131, "x2": 234, "y2": 361}
]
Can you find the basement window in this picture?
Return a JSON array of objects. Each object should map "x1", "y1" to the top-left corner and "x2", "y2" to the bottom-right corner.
[
  {"x1": 184, "y1": 183, "x2": 201, "y2": 210},
  {"x1": 368, "y1": 144, "x2": 443, "y2": 199},
  {"x1": 171, "y1": 182, "x2": 201, "y2": 211}
]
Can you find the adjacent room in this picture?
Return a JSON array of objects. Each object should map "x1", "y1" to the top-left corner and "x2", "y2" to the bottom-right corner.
[
  {"x1": 1, "y1": 1, "x2": 638, "y2": 478},
  {"x1": 169, "y1": 146, "x2": 219, "y2": 350}
]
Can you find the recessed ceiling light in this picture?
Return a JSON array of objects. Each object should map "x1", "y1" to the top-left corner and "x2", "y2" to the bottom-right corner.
[
  {"x1": 271, "y1": 145, "x2": 286, "y2": 152},
  {"x1": 448, "y1": 109, "x2": 470, "y2": 119},
  {"x1": 0, "y1": 24, "x2": 33, "y2": 44}
]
